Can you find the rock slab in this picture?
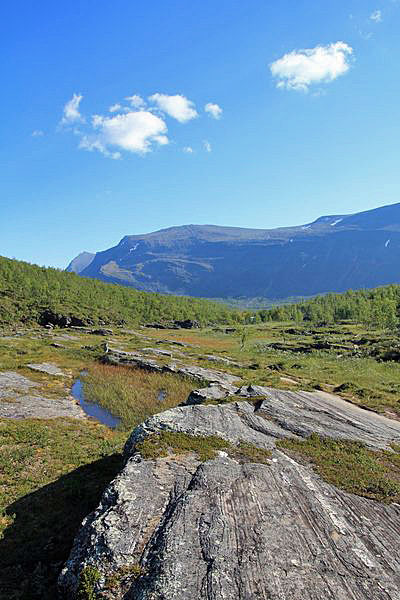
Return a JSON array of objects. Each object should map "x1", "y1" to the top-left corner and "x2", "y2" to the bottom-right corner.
[{"x1": 60, "y1": 394, "x2": 400, "y2": 599}]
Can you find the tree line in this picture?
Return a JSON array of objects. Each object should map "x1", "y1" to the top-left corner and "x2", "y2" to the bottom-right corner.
[
  {"x1": 0, "y1": 256, "x2": 241, "y2": 326},
  {"x1": 2, "y1": 255, "x2": 400, "y2": 330},
  {"x1": 256, "y1": 285, "x2": 400, "y2": 329}
]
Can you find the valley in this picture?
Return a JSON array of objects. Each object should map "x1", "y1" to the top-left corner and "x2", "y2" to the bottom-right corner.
[{"x1": 1, "y1": 314, "x2": 400, "y2": 598}]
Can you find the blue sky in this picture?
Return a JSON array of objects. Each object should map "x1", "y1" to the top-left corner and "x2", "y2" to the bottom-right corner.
[{"x1": 1, "y1": 0, "x2": 400, "y2": 267}]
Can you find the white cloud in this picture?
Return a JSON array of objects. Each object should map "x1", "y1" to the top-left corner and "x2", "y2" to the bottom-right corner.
[
  {"x1": 183, "y1": 146, "x2": 194, "y2": 153},
  {"x1": 270, "y1": 42, "x2": 353, "y2": 92},
  {"x1": 203, "y1": 140, "x2": 212, "y2": 152},
  {"x1": 125, "y1": 94, "x2": 146, "y2": 109},
  {"x1": 205, "y1": 102, "x2": 223, "y2": 119},
  {"x1": 109, "y1": 103, "x2": 122, "y2": 112},
  {"x1": 79, "y1": 110, "x2": 168, "y2": 157},
  {"x1": 149, "y1": 93, "x2": 198, "y2": 122},
  {"x1": 370, "y1": 9, "x2": 382, "y2": 22},
  {"x1": 61, "y1": 93, "x2": 84, "y2": 124},
  {"x1": 32, "y1": 129, "x2": 44, "y2": 137}
]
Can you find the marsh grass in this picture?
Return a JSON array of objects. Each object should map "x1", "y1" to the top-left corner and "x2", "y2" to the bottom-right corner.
[
  {"x1": 83, "y1": 364, "x2": 196, "y2": 430},
  {"x1": 278, "y1": 434, "x2": 400, "y2": 503}
]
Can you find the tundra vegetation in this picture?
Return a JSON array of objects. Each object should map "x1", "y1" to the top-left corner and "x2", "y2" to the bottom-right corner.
[{"x1": 2, "y1": 256, "x2": 400, "y2": 597}]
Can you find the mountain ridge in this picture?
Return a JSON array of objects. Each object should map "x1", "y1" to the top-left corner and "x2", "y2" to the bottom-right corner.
[{"x1": 70, "y1": 202, "x2": 400, "y2": 299}]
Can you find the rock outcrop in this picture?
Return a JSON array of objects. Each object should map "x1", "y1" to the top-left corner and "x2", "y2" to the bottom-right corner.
[
  {"x1": 103, "y1": 349, "x2": 242, "y2": 387},
  {"x1": 0, "y1": 371, "x2": 85, "y2": 419},
  {"x1": 59, "y1": 387, "x2": 400, "y2": 599}
]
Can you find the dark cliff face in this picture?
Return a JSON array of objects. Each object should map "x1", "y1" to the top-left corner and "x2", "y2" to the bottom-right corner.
[{"x1": 73, "y1": 202, "x2": 400, "y2": 298}]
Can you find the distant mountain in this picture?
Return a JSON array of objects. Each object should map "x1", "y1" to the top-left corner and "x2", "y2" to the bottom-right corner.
[
  {"x1": 69, "y1": 202, "x2": 400, "y2": 299},
  {"x1": 66, "y1": 252, "x2": 95, "y2": 274}
]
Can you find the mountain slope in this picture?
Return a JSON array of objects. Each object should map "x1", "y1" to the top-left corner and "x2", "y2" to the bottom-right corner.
[
  {"x1": 72, "y1": 202, "x2": 400, "y2": 299},
  {"x1": 0, "y1": 256, "x2": 239, "y2": 326},
  {"x1": 66, "y1": 251, "x2": 95, "y2": 274}
]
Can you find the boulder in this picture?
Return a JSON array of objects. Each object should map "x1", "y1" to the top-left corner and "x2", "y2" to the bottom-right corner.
[
  {"x1": 173, "y1": 319, "x2": 200, "y2": 329},
  {"x1": 89, "y1": 328, "x2": 113, "y2": 336},
  {"x1": 59, "y1": 396, "x2": 400, "y2": 599},
  {"x1": 185, "y1": 382, "x2": 239, "y2": 405},
  {"x1": 38, "y1": 309, "x2": 93, "y2": 328}
]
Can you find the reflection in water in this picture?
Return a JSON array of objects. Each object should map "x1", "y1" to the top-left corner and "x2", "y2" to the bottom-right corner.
[{"x1": 71, "y1": 378, "x2": 120, "y2": 429}]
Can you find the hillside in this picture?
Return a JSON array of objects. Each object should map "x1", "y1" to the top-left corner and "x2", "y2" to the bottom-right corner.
[
  {"x1": 69, "y1": 202, "x2": 400, "y2": 299},
  {"x1": 0, "y1": 256, "x2": 239, "y2": 327}
]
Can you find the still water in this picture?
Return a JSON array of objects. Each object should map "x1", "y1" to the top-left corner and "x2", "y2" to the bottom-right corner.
[{"x1": 71, "y1": 377, "x2": 121, "y2": 429}]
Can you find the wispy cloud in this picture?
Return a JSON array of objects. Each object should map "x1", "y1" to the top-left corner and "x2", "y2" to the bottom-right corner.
[
  {"x1": 370, "y1": 9, "x2": 382, "y2": 22},
  {"x1": 205, "y1": 102, "x2": 223, "y2": 119},
  {"x1": 149, "y1": 93, "x2": 198, "y2": 122},
  {"x1": 32, "y1": 129, "x2": 44, "y2": 137},
  {"x1": 125, "y1": 94, "x2": 146, "y2": 109},
  {"x1": 270, "y1": 42, "x2": 353, "y2": 92},
  {"x1": 203, "y1": 140, "x2": 212, "y2": 152},
  {"x1": 61, "y1": 93, "x2": 84, "y2": 124},
  {"x1": 183, "y1": 146, "x2": 194, "y2": 153}
]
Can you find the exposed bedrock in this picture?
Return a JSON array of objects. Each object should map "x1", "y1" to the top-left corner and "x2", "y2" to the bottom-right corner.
[{"x1": 59, "y1": 392, "x2": 400, "y2": 599}]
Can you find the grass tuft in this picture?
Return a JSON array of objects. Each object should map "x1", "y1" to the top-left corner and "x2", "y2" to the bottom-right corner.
[
  {"x1": 277, "y1": 433, "x2": 400, "y2": 503},
  {"x1": 136, "y1": 431, "x2": 271, "y2": 464}
]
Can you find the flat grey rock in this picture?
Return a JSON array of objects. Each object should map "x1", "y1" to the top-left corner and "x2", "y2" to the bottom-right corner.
[
  {"x1": 104, "y1": 350, "x2": 242, "y2": 386},
  {"x1": 53, "y1": 334, "x2": 79, "y2": 341},
  {"x1": 253, "y1": 386, "x2": 400, "y2": 451},
  {"x1": 142, "y1": 347, "x2": 173, "y2": 357},
  {"x1": 201, "y1": 353, "x2": 243, "y2": 367},
  {"x1": 60, "y1": 393, "x2": 400, "y2": 599},
  {"x1": 0, "y1": 395, "x2": 85, "y2": 419},
  {"x1": 0, "y1": 371, "x2": 38, "y2": 398},
  {"x1": 0, "y1": 370, "x2": 85, "y2": 419},
  {"x1": 27, "y1": 362, "x2": 67, "y2": 376}
]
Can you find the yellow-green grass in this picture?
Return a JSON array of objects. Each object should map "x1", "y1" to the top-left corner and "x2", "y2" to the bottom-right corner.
[
  {"x1": 278, "y1": 434, "x2": 400, "y2": 503},
  {"x1": 0, "y1": 417, "x2": 125, "y2": 600},
  {"x1": 123, "y1": 324, "x2": 400, "y2": 416},
  {"x1": 83, "y1": 364, "x2": 196, "y2": 430},
  {"x1": 137, "y1": 431, "x2": 272, "y2": 464}
]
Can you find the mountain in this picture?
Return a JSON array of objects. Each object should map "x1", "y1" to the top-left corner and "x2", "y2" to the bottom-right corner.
[
  {"x1": 66, "y1": 251, "x2": 95, "y2": 274},
  {"x1": 70, "y1": 202, "x2": 400, "y2": 299}
]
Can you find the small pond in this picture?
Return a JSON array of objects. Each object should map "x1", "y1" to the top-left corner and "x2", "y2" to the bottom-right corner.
[{"x1": 71, "y1": 377, "x2": 121, "y2": 429}]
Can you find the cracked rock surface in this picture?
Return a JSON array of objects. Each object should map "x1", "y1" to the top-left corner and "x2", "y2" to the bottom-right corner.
[
  {"x1": 59, "y1": 390, "x2": 400, "y2": 599},
  {"x1": 104, "y1": 349, "x2": 242, "y2": 387},
  {"x1": 0, "y1": 371, "x2": 85, "y2": 419}
]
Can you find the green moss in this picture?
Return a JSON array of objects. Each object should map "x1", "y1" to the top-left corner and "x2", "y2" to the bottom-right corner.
[
  {"x1": 77, "y1": 566, "x2": 101, "y2": 600},
  {"x1": 231, "y1": 441, "x2": 272, "y2": 464},
  {"x1": 277, "y1": 433, "x2": 400, "y2": 503},
  {"x1": 105, "y1": 563, "x2": 144, "y2": 591},
  {"x1": 137, "y1": 432, "x2": 271, "y2": 465},
  {"x1": 136, "y1": 431, "x2": 230, "y2": 462}
]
